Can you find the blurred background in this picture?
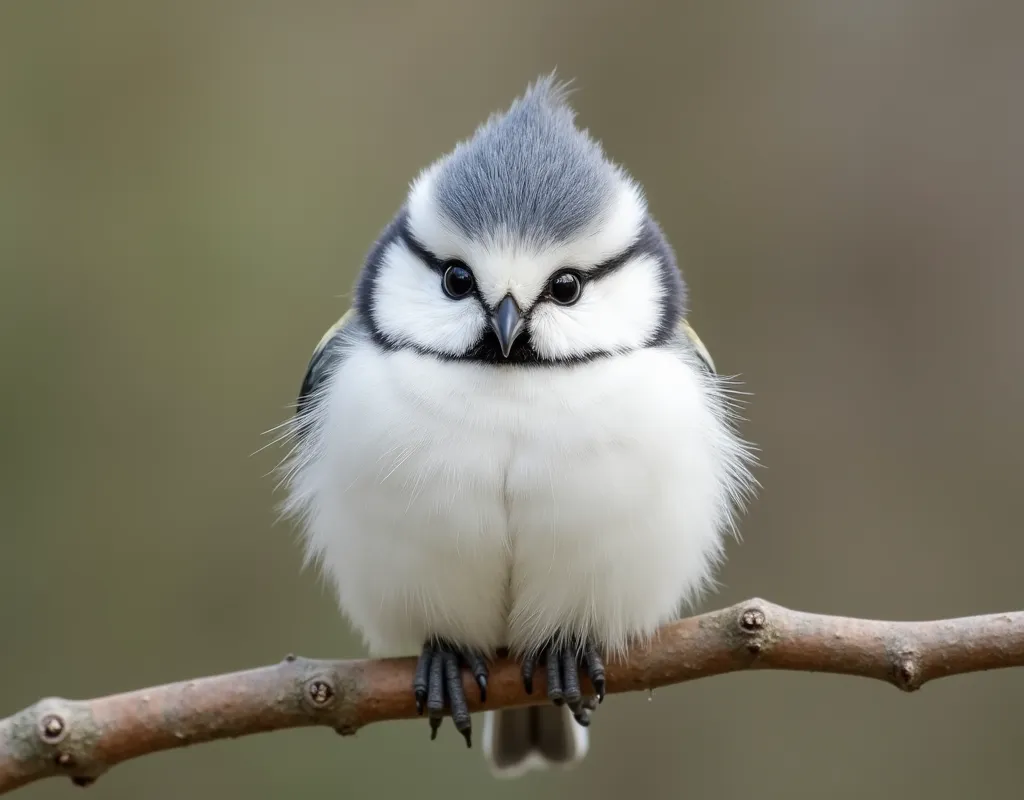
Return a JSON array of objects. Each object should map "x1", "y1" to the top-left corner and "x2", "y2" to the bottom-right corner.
[{"x1": 3, "y1": 1, "x2": 1024, "y2": 798}]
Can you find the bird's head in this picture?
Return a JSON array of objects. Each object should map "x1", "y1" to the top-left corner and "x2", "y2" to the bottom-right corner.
[{"x1": 356, "y1": 74, "x2": 687, "y2": 365}]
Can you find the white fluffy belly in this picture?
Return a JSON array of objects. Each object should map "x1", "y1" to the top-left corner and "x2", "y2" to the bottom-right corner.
[{"x1": 296, "y1": 345, "x2": 740, "y2": 657}]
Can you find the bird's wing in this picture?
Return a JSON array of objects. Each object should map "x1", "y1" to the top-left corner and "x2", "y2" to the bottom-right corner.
[
  {"x1": 679, "y1": 318, "x2": 716, "y2": 375},
  {"x1": 296, "y1": 309, "x2": 357, "y2": 424}
]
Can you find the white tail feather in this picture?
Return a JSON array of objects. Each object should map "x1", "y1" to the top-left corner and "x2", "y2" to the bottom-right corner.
[{"x1": 481, "y1": 706, "x2": 589, "y2": 779}]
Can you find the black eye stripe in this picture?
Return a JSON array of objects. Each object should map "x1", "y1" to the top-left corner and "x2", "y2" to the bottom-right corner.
[
  {"x1": 396, "y1": 225, "x2": 493, "y2": 308},
  {"x1": 557, "y1": 240, "x2": 643, "y2": 282},
  {"x1": 538, "y1": 241, "x2": 644, "y2": 307},
  {"x1": 399, "y1": 220, "x2": 647, "y2": 308},
  {"x1": 399, "y1": 228, "x2": 445, "y2": 271}
]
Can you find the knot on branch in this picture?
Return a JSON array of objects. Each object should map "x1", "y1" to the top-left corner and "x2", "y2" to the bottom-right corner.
[
  {"x1": 304, "y1": 678, "x2": 335, "y2": 708},
  {"x1": 891, "y1": 651, "x2": 923, "y2": 692},
  {"x1": 292, "y1": 659, "x2": 359, "y2": 736},
  {"x1": 735, "y1": 600, "x2": 773, "y2": 656},
  {"x1": 38, "y1": 715, "x2": 67, "y2": 745},
  {"x1": 24, "y1": 698, "x2": 106, "y2": 788}
]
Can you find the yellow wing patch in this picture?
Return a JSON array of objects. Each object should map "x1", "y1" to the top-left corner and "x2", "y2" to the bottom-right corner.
[
  {"x1": 311, "y1": 308, "x2": 355, "y2": 359},
  {"x1": 680, "y1": 318, "x2": 716, "y2": 374}
]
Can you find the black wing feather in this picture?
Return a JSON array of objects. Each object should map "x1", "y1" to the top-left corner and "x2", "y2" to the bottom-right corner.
[{"x1": 295, "y1": 310, "x2": 354, "y2": 427}]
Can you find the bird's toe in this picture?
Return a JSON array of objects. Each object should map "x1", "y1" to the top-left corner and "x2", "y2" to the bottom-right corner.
[{"x1": 413, "y1": 639, "x2": 489, "y2": 747}]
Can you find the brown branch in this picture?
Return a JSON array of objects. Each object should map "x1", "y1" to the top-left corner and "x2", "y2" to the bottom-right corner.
[{"x1": 3, "y1": 597, "x2": 1023, "y2": 794}]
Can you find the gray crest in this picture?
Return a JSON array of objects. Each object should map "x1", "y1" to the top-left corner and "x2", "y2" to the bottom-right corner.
[{"x1": 432, "y1": 74, "x2": 625, "y2": 246}]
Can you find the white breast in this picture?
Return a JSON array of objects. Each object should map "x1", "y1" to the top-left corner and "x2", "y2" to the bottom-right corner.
[{"x1": 290, "y1": 343, "x2": 750, "y2": 658}]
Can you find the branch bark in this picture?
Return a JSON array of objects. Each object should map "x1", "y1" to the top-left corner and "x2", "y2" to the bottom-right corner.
[{"x1": 3, "y1": 597, "x2": 1023, "y2": 794}]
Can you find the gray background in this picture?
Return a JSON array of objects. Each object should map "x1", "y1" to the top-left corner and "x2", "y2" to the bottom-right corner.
[{"x1": 3, "y1": 2, "x2": 1023, "y2": 798}]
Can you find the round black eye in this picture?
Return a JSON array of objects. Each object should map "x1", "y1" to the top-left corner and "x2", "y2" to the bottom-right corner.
[
  {"x1": 548, "y1": 271, "x2": 582, "y2": 305},
  {"x1": 442, "y1": 261, "x2": 475, "y2": 299}
]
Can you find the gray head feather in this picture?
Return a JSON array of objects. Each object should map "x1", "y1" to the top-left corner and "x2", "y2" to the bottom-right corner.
[{"x1": 432, "y1": 74, "x2": 626, "y2": 246}]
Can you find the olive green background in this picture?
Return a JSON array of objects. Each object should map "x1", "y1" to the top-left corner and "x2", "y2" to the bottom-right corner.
[{"x1": 3, "y1": 2, "x2": 1024, "y2": 798}]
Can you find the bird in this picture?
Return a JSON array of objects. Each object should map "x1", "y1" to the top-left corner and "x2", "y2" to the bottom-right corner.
[{"x1": 277, "y1": 74, "x2": 757, "y2": 778}]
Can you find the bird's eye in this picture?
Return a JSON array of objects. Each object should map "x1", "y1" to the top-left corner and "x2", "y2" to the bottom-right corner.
[
  {"x1": 442, "y1": 261, "x2": 475, "y2": 299},
  {"x1": 548, "y1": 270, "x2": 582, "y2": 305}
]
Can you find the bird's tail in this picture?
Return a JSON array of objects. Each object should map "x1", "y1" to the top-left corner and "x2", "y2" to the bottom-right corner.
[{"x1": 481, "y1": 706, "x2": 589, "y2": 778}]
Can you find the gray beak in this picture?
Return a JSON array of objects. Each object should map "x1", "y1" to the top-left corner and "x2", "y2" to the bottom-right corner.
[{"x1": 490, "y1": 294, "x2": 524, "y2": 358}]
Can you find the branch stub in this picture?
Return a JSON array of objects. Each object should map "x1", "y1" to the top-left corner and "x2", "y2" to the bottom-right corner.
[
  {"x1": 740, "y1": 608, "x2": 766, "y2": 631},
  {"x1": 893, "y1": 655, "x2": 921, "y2": 692},
  {"x1": 737, "y1": 605, "x2": 770, "y2": 655},
  {"x1": 38, "y1": 714, "x2": 67, "y2": 744},
  {"x1": 306, "y1": 679, "x2": 335, "y2": 707}
]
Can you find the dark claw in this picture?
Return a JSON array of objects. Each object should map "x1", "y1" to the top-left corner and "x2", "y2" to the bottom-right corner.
[
  {"x1": 465, "y1": 650, "x2": 489, "y2": 702},
  {"x1": 546, "y1": 650, "x2": 564, "y2": 705},
  {"x1": 572, "y1": 693, "x2": 598, "y2": 726},
  {"x1": 566, "y1": 692, "x2": 585, "y2": 725},
  {"x1": 572, "y1": 706, "x2": 592, "y2": 727},
  {"x1": 522, "y1": 653, "x2": 537, "y2": 694},
  {"x1": 524, "y1": 637, "x2": 606, "y2": 725},
  {"x1": 583, "y1": 643, "x2": 606, "y2": 702},
  {"x1": 413, "y1": 648, "x2": 432, "y2": 715},
  {"x1": 444, "y1": 652, "x2": 472, "y2": 742},
  {"x1": 413, "y1": 640, "x2": 488, "y2": 746}
]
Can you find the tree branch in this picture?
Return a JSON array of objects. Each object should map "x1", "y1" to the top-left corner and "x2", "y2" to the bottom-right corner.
[{"x1": 2, "y1": 597, "x2": 1023, "y2": 794}]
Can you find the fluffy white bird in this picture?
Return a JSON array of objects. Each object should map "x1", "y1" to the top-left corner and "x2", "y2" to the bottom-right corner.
[{"x1": 279, "y1": 75, "x2": 756, "y2": 778}]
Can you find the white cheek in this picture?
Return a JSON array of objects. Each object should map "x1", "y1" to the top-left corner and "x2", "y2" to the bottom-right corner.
[
  {"x1": 529, "y1": 255, "x2": 664, "y2": 359},
  {"x1": 371, "y1": 241, "x2": 487, "y2": 355}
]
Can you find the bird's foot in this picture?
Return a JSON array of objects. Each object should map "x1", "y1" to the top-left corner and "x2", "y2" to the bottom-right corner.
[
  {"x1": 521, "y1": 638, "x2": 606, "y2": 726},
  {"x1": 413, "y1": 639, "x2": 488, "y2": 747}
]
